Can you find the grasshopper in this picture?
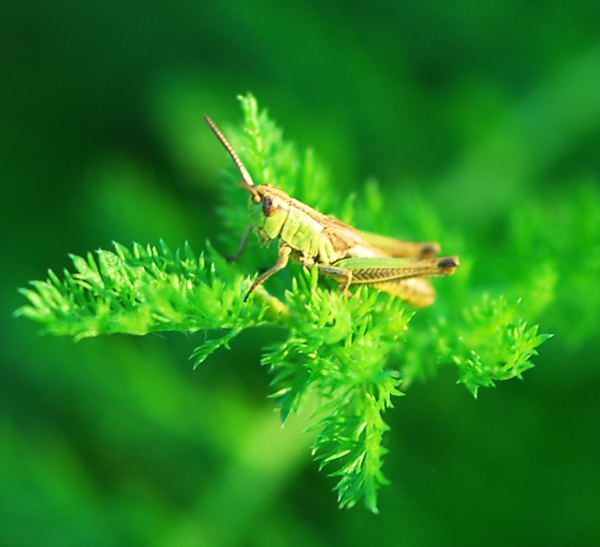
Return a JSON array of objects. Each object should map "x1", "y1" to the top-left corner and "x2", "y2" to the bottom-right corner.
[{"x1": 205, "y1": 116, "x2": 459, "y2": 307}]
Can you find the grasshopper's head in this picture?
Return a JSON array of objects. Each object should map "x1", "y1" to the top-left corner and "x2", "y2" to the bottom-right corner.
[
  {"x1": 205, "y1": 115, "x2": 290, "y2": 240},
  {"x1": 249, "y1": 184, "x2": 291, "y2": 240}
]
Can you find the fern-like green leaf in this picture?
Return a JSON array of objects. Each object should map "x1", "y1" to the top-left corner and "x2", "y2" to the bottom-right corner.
[
  {"x1": 16, "y1": 241, "x2": 276, "y2": 340},
  {"x1": 17, "y1": 93, "x2": 550, "y2": 512},
  {"x1": 437, "y1": 296, "x2": 552, "y2": 397}
]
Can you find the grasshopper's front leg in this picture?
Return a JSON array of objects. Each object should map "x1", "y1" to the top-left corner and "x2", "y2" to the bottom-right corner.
[
  {"x1": 227, "y1": 224, "x2": 252, "y2": 263},
  {"x1": 244, "y1": 244, "x2": 292, "y2": 302}
]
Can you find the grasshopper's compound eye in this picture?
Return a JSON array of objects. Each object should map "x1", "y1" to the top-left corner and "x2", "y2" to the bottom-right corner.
[{"x1": 262, "y1": 197, "x2": 279, "y2": 217}]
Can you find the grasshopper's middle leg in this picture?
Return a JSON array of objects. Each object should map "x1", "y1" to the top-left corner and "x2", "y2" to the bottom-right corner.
[{"x1": 244, "y1": 244, "x2": 292, "y2": 301}]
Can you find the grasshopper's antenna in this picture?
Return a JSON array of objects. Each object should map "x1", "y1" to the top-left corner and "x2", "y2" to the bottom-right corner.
[{"x1": 204, "y1": 116, "x2": 259, "y2": 198}]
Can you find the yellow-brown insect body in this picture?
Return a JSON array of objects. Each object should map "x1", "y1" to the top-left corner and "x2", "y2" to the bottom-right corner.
[
  {"x1": 254, "y1": 184, "x2": 404, "y2": 265},
  {"x1": 204, "y1": 115, "x2": 459, "y2": 307}
]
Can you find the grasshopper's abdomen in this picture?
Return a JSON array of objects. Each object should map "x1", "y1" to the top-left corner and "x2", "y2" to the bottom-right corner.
[{"x1": 373, "y1": 279, "x2": 436, "y2": 308}]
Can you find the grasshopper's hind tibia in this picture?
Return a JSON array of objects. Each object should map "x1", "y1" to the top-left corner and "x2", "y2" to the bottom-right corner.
[{"x1": 315, "y1": 264, "x2": 354, "y2": 295}]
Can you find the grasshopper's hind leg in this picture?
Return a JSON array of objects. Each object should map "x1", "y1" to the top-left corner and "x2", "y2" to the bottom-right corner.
[
  {"x1": 244, "y1": 244, "x2": 292, "y2": 301},
  {"x1": 319, "y1": 255, "x2": 459, "y2": 304},
  {"x1": 317, "y1": 264, "x2": 353, "y2": 295},
  {"x1": 332, "y1": 256, "x2": 459, "y2": 284}
]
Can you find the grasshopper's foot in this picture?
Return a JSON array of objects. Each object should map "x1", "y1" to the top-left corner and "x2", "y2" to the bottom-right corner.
[
  {"x1": 338, "y1": 270, "x2": 353, "y2": 297},
  {"x1": 338, "y1": 284, "x2": 355, "y2": 298}
]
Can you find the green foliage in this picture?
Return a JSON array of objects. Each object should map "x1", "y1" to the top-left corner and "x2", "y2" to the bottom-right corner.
[
  {"x1": 506, "y1": 182, "x2": 600, "y2": 345},
  {"x1": 441, "y1": 296, "x2": 551, "y2": 397},
  {"x1": 17, "y1": 94, "x2": 549, "y2": 512},
  {"x1": 263, "y1": 270, "x2": 409, "y2": 512},
  {"x1": 17, "y1": 241, "x2": 274, "y2": 341}
]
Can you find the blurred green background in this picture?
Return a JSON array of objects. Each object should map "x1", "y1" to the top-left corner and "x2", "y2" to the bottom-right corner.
[{"x1": 2, "y1": 1, "x2": 600, "y2": 545}]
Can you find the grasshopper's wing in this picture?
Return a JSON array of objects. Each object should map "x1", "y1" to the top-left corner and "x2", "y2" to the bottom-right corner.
[
  {"x1": 317, "y1": 214, "x2": 380, "y2": 257},
  {"x1": 359, "y1": 231, "x2": 440, "y2": 259},
  {"x1": 306, "y1": 211, "x2": 435, "y2": 259},
  {"x1": 373, "y1": 278, "x2": 435, "y2": 308}
]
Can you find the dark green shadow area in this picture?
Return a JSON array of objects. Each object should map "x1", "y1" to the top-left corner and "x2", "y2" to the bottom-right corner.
[{"x1": 2, "y1": 1, "x2": 600, "y2": 545}]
